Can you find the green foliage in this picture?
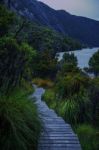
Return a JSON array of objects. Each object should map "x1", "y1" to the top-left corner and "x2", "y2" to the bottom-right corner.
[
  {"x1": 43, "y1": 88, "x2": 91, "y2": 124},
  {"x1": 56, "y1": 73, "x2": 90, "y2": 98},
  {"x1": 62, "y1": 52, "x2": 77, "y2": 66},
  {"x1": 0, "y1": 87, "x2": 41, "y2": 150},
  {"x1": 29, "y1": 26, "x2": 82, "y2": 54},
  {"x1": 60, "y1": 91, "x2": 91, "y2": 124},
  {"x1": 0, "y1": 37, "x2": 36, "y2": 92},
  {"x1": 89, "y1": 77, "x2": 99, "y2": 126},
  {"x1": 0, "y1": 5, "x2": 14, "y2": 36},
  {"x1": 58, "y1": 52, "x2": 80, "y2": 76},
  {"x1": 32, "y1": 50, "x2": 57, "y2": 78},
  {"x1": 76, "y1": 125, "x2": 99, "y2": 150},
  {"x1": 43, "y1": 76, "x2": 99, "y2": 150},
  {"x1": 1, "y1": 4, "x2": 98, "y2": 150},
  {"x1": 42, "y1": 89, "x2": 56, "y2": 108},
  {"x1": 89, "y1": 50, "x2": 99, "y2": 76},
  {"x1": 0, "y1": 4, "x2": 42, "y2": 150},
  {"x1": 63, "y1": 37, "x2": 82, "y2": 51},
  {"x1": 0, "y1": 5, "x2": 82, "y2": 54}
]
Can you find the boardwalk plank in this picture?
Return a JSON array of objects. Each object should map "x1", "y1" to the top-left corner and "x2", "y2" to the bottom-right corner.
[{"x1": 32, "y1": 85, "x2": 82, "y2": 150}]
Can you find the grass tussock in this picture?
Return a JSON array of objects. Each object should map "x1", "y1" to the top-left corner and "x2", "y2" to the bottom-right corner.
[
  {"x1": 0, "y1": 86, "x2": 41, "y2": 150},
  {"x1": 33, "y1": 78, "x2": 54, "y2": 88},
  {"x1": 43, "y1": 89, "x2": 91, "y2": 124},
  {"x1": 76, "y1": 125, "x2": 99, "y2": 150},
  {"x1": 42, "y1": 89, "x2": 56, "y2": 108},
  {"x1": 42, "y1": 89, "x2": 99, "y2": 150}
]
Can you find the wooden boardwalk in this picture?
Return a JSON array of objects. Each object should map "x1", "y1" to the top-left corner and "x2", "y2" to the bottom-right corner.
[{"x1": 33, "y1": 86, "x2": 82, "y2": 150}]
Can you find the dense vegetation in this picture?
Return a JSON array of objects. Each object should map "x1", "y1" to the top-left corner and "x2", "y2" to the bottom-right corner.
[
  {"x1": 0, "y1": 3, "x2": 99, "y2": 150},
  {"x1": 2, "y1": 0, "x2": 99, "y2": 47},
  {"x1": 42, "y1": 52, "x2": 99, "y2": 150},
  {"x1": 0, "y1": 1, "x2": 83, "y2": 53},
  {"x1": 0, "y1": 4, "x2": 40, "y2": 150},
  {"x1": 89, "y1": 50, "x2": 99, "y2": 76},
  {"x1": 0, "y1": 84, "x2": 41, "y2": 150}
]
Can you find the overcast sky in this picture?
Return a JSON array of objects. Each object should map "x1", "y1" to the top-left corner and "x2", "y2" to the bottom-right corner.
[{"x1": 38, "y1": 0, "x2": 99, "y2": 20}]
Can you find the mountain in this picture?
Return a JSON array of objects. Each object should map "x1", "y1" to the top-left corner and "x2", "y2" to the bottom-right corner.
[{"x1": 3, "y1": 0, "x2": 99, "y2": 46}]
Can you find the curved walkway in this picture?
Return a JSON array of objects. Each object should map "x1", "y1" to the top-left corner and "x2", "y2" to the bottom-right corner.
[{"x1": 33, "y1": 85, "x2": 82, "y2": 150}]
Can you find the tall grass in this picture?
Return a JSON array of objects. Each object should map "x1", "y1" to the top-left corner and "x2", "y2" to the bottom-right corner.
[
  {"x1": 43, "y1": 89, "x2": 99, "y2": 150},
  {"x1": 0, "y1": 86, "x2": 41, "y2": 150},
  {"x1": 43, "y1": 89, "x2": 91, "y2": 124},
  {"x1": 76, "y1": 124, "x2": 99, "y2": 150}
]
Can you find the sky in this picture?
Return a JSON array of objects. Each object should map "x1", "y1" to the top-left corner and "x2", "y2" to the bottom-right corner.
[{"x1": 38, "y1": 0, "x2": 99, "y2": 20}]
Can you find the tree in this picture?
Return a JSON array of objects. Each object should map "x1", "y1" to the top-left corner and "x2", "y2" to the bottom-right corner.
[
  {"x1": 62, "y1": 52, "x2": 77, "y2": 66},
  {"x1": 89, "y1": 50, "x2": 99, "y2": 76},
  {"x1": 31, "y1": 50, "x2": 57, "y2": 78},
  {"x1": 0, "y1": 0, "x2": 11, "y2": 8},
  {"x1": 58, "y1": 52, "x2": 79, "y2": 76},
  {"x1": 63, "y1": 37, "x2": 82, "y2": 51},
  {"x1": 56, "y1": 73, "x2": 90, "y2": 99},
  {"x1": 0, "y1": 4, "x2": 14, "y2": 36},
  {"x1": 0, "y1": 37, "x2": 36, "y2": 92}
]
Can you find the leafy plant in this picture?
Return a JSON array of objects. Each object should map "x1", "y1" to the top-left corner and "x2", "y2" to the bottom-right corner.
[
  {"x1": 89, "y1": 50, "x2": 99, "y2": 76},
  {"x1": 0, "y1": 87, "x2": 41, "y2": 150},
  {"x1": 76, "y1": 125, "x2": 99, "y2": 150},
  {"x1": 0, "y1": 37, "x2": 36, "y2": 92},
  {"x1": 0, "y1": 5, "x2": 14, "y2": 36}
]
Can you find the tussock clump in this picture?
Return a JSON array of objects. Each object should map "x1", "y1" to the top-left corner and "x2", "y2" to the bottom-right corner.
[{"x1": 0, "y1": 89, "x2": 41, "y2": 150}]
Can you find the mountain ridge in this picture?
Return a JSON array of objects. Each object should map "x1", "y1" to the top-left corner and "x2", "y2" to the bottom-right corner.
[{"x1": 3, "y1": 0, "x2": 99, "y2": 46}]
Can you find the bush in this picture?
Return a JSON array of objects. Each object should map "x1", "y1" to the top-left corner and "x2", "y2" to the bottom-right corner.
[
  {"x1": 33, "y1": 78, "x2": 54, "y2": 88},
  {"x1": 0, "y1": 88, "x2": 41, "y2": 150},
  {"x1": 0, "y1": 37, "x2": 36, "y2": 92},
  {"x1": 43, "y1": 88, "x2": 92, "y2": 125},
  {"x1": 76, "y1": 125, "x2": 99, "y2": 150},
  {"x1": 59, "y1": 91, "x2": 92, "y2": 124},
  {"x1": 42, "y1": 89, "x2": 56, "y2": 108},
  {"x1": 89, "y1": 77, "x2": 99, "y2": 126},
  {"x1": 56, "y1": 73, "x2": 90, "y2": 98},
  {"x1": 0, "y1": 5, "x2": 14, "y2": 36},
  {"x1": 89, "y1": 50, "x2": 99, "y2": 76}
]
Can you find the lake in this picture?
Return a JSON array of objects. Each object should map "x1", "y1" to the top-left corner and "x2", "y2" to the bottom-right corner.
[{"x1": 57, "y1": 47, "x2": 99, "y2": 69}]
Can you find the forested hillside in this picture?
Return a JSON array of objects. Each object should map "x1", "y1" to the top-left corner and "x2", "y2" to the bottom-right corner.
[
  {"x1": 2, "y1": 0, "x2": 99, "y2": 46},
  {"x1": 2, "y1": 1, "x2": 83, "y2": 52}
]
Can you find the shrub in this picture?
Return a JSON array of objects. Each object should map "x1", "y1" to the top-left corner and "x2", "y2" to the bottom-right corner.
[
  {"x1": 43, "y1": 88, "x2": 92, "y2": 125},
  {"x1": 76, "y1": 125, "x2": 99, "y2": 150},
  {"x1": 56, "y1": 73, "x2": 90, "y2": 98},
  {"x1": 31, "y1": 50, "x2": 58, "y2": 78},
  {"x1": 0, "y1": 88, "x2": 41, "y2": 150},
  {"x1": 0, "y1": 37, "x2": 36, "y2": 92},
  {"x1": 59, "y1": 91, "x2": 92, "y2": 124},
  {"x1": 33, "y1": 78, "x2": 54, "y2": 88},
  {"x1": 42, "y1": 89, "x2": 56, "y2": 107},
  {"x1": 0, "y1": 5, "x2": 14, "y2": 36},
  {"x1": 89, "y1": 50, "x2": 99, "y2": 76},
  {"x1": 89, "y1": 77, "x2": 99, "y2": 126}
]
